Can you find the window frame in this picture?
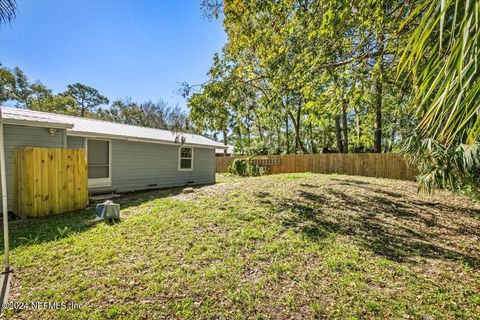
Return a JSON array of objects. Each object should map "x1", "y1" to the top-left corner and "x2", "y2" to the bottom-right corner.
[{"x1": 178, "y1": 146, "x2": 194, "y2": 171}]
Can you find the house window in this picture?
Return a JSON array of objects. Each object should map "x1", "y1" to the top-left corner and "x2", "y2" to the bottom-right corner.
[{"x1": 178, "y1": 147, "x2": 193, "y2": 171}]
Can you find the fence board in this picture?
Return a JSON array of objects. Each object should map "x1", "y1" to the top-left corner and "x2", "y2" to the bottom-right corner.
[
  {"x1": 216, "y1": 153, "x2": 416, "y2": 181},
  {"x1": 14, "y1": 147, "x2": 88, "y2": 218}
]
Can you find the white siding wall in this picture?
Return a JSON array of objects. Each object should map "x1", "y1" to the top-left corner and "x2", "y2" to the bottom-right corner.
[{"x1": 1, "y1": 125, "x2": 65, "y2": 212}]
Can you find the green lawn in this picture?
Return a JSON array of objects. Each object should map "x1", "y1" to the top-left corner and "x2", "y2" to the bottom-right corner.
[{"x1": 1, "y1": 173, "x2": 479, "y2": 319}]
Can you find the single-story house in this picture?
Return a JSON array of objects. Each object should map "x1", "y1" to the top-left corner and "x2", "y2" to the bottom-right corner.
[{"x1": 0, "y1": 107, "x2": 225, "y2": 213}]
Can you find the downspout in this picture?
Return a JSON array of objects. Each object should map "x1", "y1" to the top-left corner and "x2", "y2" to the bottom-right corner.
[{"x1": 0, "y1": 107, "x2": 10, "y2": 272}]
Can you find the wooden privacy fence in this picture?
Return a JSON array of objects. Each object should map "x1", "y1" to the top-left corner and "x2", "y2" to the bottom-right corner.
[
  {"x1": 13, "y1": 147, "x2": 88, "y2": 217},
  {"x1": 216, "y1": 153, "x2": 417, "y2": 181}
]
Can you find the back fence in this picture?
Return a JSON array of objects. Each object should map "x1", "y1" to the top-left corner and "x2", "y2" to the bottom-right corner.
[
  {"x1": 216, "y1": 153, "x2": 416, "y2": 181},
  {"x1": 13, "y1": 147, "x2": 88, "y2": 217}
]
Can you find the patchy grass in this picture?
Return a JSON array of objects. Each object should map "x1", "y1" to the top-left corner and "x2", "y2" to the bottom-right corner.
[{"x1": 1, "y1": 173, "x2": 479, "y2": 319}]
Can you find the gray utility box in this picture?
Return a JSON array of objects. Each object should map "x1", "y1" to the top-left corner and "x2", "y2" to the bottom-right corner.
[{"x1": 95, "y1": 201, "x2": 120, "y2": 220}]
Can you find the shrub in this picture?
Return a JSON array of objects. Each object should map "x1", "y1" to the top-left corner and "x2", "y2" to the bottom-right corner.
[
  {"x1": 229, "y1": 159, "x2": 247, "y2": 176},
  {"x1": 228, "y1": 158, "x2": 266, "y2": 177},
  {"x1": 402, "y1": 136, "x2": 480, "y2": 197}
]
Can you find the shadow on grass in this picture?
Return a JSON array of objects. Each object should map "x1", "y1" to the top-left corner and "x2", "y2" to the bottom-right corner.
[
  {"x1": 114, "y1": 186, "x2": 187, "y2": 210},
  {"x1": 0, "y1": 209, "x2": 96, "y2": 252},
  {"x1": 0, "y1": 185, "x2": 200, "y2": 252},
  {"x1": 256, "y1": 183, "x2": 480, "y2": 269},
  {"x1": 330, "y1": 178, "x2": 373, "y2": 186}
]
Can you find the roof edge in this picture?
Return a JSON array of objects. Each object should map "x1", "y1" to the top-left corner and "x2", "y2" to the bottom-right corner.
[
  {"x1": 3, "y1": 118, "x2": 73, "y2": 129},
  {"x1": 1, "y1": 106, "x2": 212, "y2": 143},
  {"x1": 67, "y1": 131, "x2": 225, "y2": 149}
]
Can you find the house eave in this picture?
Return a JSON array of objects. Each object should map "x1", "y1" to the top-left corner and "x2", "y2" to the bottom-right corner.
[
  {"x1": 3, "y1": 119, "x2": 73, "y2": 129},
  {"x1": 67, "y1": 131, "x2": 224, "y2": 149}
]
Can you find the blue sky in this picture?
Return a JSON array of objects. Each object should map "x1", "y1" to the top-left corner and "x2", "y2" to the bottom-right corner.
[{"x1": 0, "y1": 0, "x2": 226, "y2": 110}]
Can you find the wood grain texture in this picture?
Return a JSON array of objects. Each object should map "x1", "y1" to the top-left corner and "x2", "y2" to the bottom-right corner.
[
  {"x1": 216, "y1": 153, "x2": 417, "y2": 181},
  {"x1": 13, "y1": 147, "x2": 88, "y2": 217}
]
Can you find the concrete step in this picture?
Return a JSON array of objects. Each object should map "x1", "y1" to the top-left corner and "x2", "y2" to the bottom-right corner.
[
  {"x1": 89, "y1": 193, "x2": 121, "y2": 202},
  {"x1": 89, "y1": 187, "x2": 117, "y2": 196}
]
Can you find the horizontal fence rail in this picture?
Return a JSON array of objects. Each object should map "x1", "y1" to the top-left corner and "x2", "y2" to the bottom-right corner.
[
  {"x1": 13, "y1": 147, "x2": 88, "y2": 217},
  {"x1": 216, "y1": 153, "x2": 416, "y2": 181}
]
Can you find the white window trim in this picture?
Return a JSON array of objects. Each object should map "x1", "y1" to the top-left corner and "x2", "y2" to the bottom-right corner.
[
  {"x1": 85, "y1": 138, "x2": 112, "y2": 188},
  {"x1": 178, "y1": 146, "x2": 194, "y2": 171}
]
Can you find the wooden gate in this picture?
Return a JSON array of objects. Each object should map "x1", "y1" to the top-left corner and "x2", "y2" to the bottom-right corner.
[{"x1": 13, "y1": 147, "x2": 88, "y2": 217}]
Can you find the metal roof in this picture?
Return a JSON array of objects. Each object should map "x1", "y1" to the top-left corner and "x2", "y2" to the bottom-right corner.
[
  {"x1": 2, "y1": 107, "x2": 73, "y2": 128},
  {"x1": 1, "y1": 107, "x2": 226, "y2": 148},
  {"x1": 216, "y1": 145, "x2": 234, "y2": 154}
]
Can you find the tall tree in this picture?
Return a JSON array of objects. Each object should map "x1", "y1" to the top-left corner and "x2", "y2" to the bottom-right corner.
[
  {"x1": 65, "y1": 83, "x2": 109, "y2": 117},
  {"x1": 96, "y1": 99, "x2": 189, "y2": 132},
  {"x1": 11, "y1": 67, "x2": 32, "y2": 108},
  {"x1": 186, "y1": 1, "x2": 415, "y2": 157},
  {"x1": 28, "y1": 83, "x2": 77, "y2": 113},
  {"x1": 1, "y1": 66, "x2": 78, "y2": 113},
  {"x1": 0, "y1": 67, "x2": 15, "y2": 104}
]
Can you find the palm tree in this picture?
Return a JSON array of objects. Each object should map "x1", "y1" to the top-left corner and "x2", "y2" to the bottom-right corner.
[
  {"x1": 400, "y1": 0, "x2": 480, "y2": 194},
  {"x1": 0, "y1": 0, "x2": 16, "y2": 23},
  {"x1": 400, "y1": 0, "x2": 479, "y2": 146}
]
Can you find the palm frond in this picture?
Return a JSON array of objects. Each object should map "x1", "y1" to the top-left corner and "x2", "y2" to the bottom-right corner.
[
  {"x1": 399, "y1": 0, "x2": 480, "y2": 147},
  {"x1": 0, "y1": 0, "x2": 16, "y2": 23},
  {"x1": 402, "y1": 135, "x2": 480, "y2": 195}
]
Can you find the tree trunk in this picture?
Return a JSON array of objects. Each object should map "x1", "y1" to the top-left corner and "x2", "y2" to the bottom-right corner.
[
  {"x1": 341, "y1": 99, "x2": 349, "y2": 153},
  {"x1": 252, "y1": 109, "x2": 264, "y2": 142},
  {"x1": 309, "y1": 122, "x2": 316, "y2": 154},
  {"x1": 354, "y1": 107, "x2": 361, "y2": 147},
  {"x1": 354, "y1": 78, "x2": 364, "y2": 148},
  {"x1": 335, "y1": 115, "x2": 344, "y2": 153},
  {"x1": 374, "y1": 32, "x2": 384, "y2": 153},
  {"x1": 374, "y1": 80, "x2": 382, "y2": 153},
  {"x1": 293, "y1": 111, "x2": 300, "y2": 153},
  {"x1": 285, "y1": 116, "x2": 289, "y2": 154},
  {"x1": 387, "y1": 117, "x2": 397, "y2": 153},
  {"x1": 223, "y1": 130, "x2": 228, "y2": 156},
  {"x1": 289, "y1": 108, "x2": 306, "y2": 154},
  {"x1": 236, "y1": 126, "x2": 243, "y2": 154},
  {"x1": 276, "y1": 122, "x2": 281, "y2": 154},
  {"x1": 246, "y1": 116, "x2": 251, "y2": 149}
]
